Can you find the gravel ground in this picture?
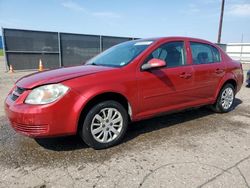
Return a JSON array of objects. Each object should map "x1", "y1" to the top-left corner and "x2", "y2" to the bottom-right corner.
[{"x1": 0, "y1": 56, "x2": 250, "y2": 188}]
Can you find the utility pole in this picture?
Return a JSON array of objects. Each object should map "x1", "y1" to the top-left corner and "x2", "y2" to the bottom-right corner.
[{"x1": 217, "y1": 0, "x2": 225, "y2": 44}]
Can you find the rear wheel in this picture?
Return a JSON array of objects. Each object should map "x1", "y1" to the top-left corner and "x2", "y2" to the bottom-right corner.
[
  {"x1": 211, "y1": 83, "x2": 235, "y2": 113},
  {"x1": 80, "y1": 100, "x2": 128, "y2": 149}
]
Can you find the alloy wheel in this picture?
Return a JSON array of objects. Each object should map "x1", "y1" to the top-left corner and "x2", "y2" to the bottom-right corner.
[
  {"x1": 90, "y1": 108, "x2": 123, "y2": 143},
  {"x1": 221, "y1": 87, "x2": 234, "y2": 110}
]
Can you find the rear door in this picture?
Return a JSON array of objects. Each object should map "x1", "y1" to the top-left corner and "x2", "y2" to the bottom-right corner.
[{"x1": 189, "y1": 41, "x2": 225, "y2": 100}]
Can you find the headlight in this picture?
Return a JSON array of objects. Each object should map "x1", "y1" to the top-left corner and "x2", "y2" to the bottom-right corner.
[{"x1": 25, "y1": 84, "x2": 69, "y2": 104}]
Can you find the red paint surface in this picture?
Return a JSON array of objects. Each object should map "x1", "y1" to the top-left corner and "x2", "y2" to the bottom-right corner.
[{"x1": 5, "y1": 37, "x2": 243, "y2": 137}]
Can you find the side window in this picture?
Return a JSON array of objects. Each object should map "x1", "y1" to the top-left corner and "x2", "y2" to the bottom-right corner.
[
  {"x1": 211, "y1": 46, "x2": 221, "y2": 62},
  {"x1": 190, "y1": 42, "x2": 221, "y2": 64},
  {"x1": 190, "y1": 42, "x2": 213, "y2": 64},
  {"x1": 145, "y1": 41, "x2": 186, "y2": 68}
]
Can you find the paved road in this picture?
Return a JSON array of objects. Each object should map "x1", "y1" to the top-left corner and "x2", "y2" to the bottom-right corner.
[{"x1": 0, "y1": 57, "x2": 250, "y2": 187}]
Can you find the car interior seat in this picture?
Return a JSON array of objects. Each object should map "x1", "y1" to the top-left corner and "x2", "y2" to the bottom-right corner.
[
  {"x1": 197, "y1": 52, "x2": 208, "y2": 64},
  {"x1": 166, "y1": 48, "x2": 181, "y2": 67}
]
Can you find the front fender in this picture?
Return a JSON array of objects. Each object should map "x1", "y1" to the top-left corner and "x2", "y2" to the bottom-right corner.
[
  {"x1": 81, "y1": 85, "x2": 136, "y2": 116},
  {"x1": 63, "y1": 77, "x2": 138, "y2": 126}
]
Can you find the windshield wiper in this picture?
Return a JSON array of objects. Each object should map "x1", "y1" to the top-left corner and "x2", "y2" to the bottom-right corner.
[
  {"x1": 89, "y1": 62, "x2": 109, "y2": 67},
  {"x1": 87, "y1": 62, "x2": 99, "y2": 66},
  {"x1": 88, "y1": 62, "x2": 118, "y2": 68}
]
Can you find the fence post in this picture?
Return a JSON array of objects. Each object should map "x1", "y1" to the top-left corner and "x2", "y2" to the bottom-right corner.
[
  {"x1": 1, "y1": 27, "x2": 9, "y2": 72},
  {"x1": 58, "y1": 32, "x2": 62, "y2": 67},
  {"x1": 100, "y1": 35, "x2": 103, "y2": 52},
  {"x1": 240, "y1": 44, "x2": 243, "y2": 62}
]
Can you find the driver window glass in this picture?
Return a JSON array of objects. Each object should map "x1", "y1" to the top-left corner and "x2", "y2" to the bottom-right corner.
[{"x1": 145, "y1": 41, "x2": 186, "y2": 68}]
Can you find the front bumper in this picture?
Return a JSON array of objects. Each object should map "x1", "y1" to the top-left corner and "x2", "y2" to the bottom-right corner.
[{"x1": 5, "y1": 86, "x2": 85, "y2": 138}]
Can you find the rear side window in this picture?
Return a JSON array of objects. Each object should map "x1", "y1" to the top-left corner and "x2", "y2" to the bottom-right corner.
[
  {"x1": 145, "y1": 41, "x2": 186, "y2": 68},
  {"x1": 190, "y1": 42, "x2": 221, "y2": 64},
  {"x1": 211, "y1": 46, "x2": 221, "y2": 62}
]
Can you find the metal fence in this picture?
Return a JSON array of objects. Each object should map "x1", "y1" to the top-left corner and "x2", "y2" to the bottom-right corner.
[
  {"x1": 226, "y1": 43, "x2": 250, "y2": 63},
  {"x1": 0, "y1": 37, "x2": 3, "y2": 49},
  {"x1": 3, "y1": 28, "x2": 249, "y2": 71},
  {"x1": 2, "y1": 28, "x2": 134, "y2": 70},
  {"x1": 215, "y1": 43, "x2": 227, "y2": 51}
]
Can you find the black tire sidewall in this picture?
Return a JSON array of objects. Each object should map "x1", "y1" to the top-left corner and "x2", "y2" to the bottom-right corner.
[
  {"x1": 80, "y1": 100, "x2": 128, "y2": 149},
  {"x1": 215, "y1": 83, "x2": 235, "y2": 113}
]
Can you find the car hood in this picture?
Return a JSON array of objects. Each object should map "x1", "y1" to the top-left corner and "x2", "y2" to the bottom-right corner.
[{"x1": 16, "y1": 65, "x2": 115, "y2": 89}]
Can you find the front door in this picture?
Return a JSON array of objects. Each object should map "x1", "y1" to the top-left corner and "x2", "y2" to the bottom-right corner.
[{"x1": 137, "y1": 41, "x2": 194, "y2": 118}]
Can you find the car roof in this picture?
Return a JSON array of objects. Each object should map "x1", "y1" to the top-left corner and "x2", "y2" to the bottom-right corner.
[{"x1": 136, "y1": 36, "x2": 214, "y2": 45}]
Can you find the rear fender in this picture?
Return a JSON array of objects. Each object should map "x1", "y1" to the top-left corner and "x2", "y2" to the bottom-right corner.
[{"x1": 213, "y1": 72, "x2": 237, "y2": 101}]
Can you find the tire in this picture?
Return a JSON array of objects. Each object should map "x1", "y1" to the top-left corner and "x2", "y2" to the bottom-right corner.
[
  {"x1": 211, "y1": 83, "x2": 235, "y2": 113},
  {"x1": 80, "y1": 100, "x2": 128, "y2": 149}
]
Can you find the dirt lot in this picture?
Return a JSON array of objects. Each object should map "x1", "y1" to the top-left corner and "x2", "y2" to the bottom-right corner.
[{"x1": 0, "y1": 56, "x2": 250, "y2": 188}]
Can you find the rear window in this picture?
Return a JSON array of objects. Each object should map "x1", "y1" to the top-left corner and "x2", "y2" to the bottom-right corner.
[{"x1": 190, "y1": 42, "x2": 221, "y2": 64}]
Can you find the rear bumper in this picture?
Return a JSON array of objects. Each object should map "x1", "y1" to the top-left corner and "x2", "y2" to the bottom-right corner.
[{"x1": 5, "y1": 88, "x2": 86, "y2": 138}]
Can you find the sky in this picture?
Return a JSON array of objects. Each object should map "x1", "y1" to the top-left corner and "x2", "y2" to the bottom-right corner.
[{"x1": 0, "y1": 0, "x2": 250, "y2": 43}]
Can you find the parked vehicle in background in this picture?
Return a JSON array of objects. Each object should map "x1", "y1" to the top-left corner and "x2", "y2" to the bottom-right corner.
[
  {"x1": 5, "y1": 37, "x2": 244, "y2": 149},
  {"x1": 247, "y1": 70, "x2": 250, "y2": 87}
]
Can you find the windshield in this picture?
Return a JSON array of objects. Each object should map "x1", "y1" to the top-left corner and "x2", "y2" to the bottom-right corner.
[{"x1": 86, "y1": 40, "x2": 154, "y2": 67}]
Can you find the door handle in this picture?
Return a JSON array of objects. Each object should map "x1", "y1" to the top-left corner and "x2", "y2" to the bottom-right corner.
[
  {"x1": 179, "y1": 72, "x2": 186, "y2": 78},
  {"x1": 185, "y1": 73, "x2": 192, "y2": 78},
  {"x1": 179, "y1": 72, "x2": 192, "y2": 79},
  {"x1": 215, "y1": 68, "x2": 224, "y2": 74}
]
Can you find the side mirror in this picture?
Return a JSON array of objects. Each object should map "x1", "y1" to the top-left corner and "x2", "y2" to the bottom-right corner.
[{"x1": 141, "y1": 58, "x2": 167, "y2": 71}]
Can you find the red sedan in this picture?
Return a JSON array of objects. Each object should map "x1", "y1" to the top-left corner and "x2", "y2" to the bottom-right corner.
[{"x1": 5, "y1": 37, "x2": 243, "y2": 149}]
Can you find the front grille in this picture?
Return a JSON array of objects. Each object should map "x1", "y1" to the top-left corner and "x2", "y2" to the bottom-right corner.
[
  {"x1": 11, "y1": 94, "x2": 19, "y2": 101},
  {"x1": 12, "y1": 122, "x2": 48, "y2": 134},
  {"x1": 16, "y1": 87, "x2": 25, "y2": 95},
  {"x1": 10, "y1": 86, "x2": 26, "y2": 101}
]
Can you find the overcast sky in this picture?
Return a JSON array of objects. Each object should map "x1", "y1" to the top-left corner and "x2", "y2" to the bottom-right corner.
[{"x1": 0, "y1": 0, "x2": 250, "y2": 43}]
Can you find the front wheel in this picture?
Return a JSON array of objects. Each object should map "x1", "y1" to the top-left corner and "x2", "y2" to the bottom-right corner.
[
  {"x1": 80, "y1": 100, "x2": 128, "y2": 149},
  {"x1": 211, "y1": 83, "x2": 235, "y2": 113}
]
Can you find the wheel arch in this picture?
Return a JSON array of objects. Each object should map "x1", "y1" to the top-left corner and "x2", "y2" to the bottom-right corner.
[
  {"x1": 222, "y1": 79, "x2": 237, "y2": 90},
  {"x1": 77, "y1": 92, "x2": 132, "y2": 133},
  {"x1": 215, "y1": 77, "x2": 237, "y2": 100}
]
